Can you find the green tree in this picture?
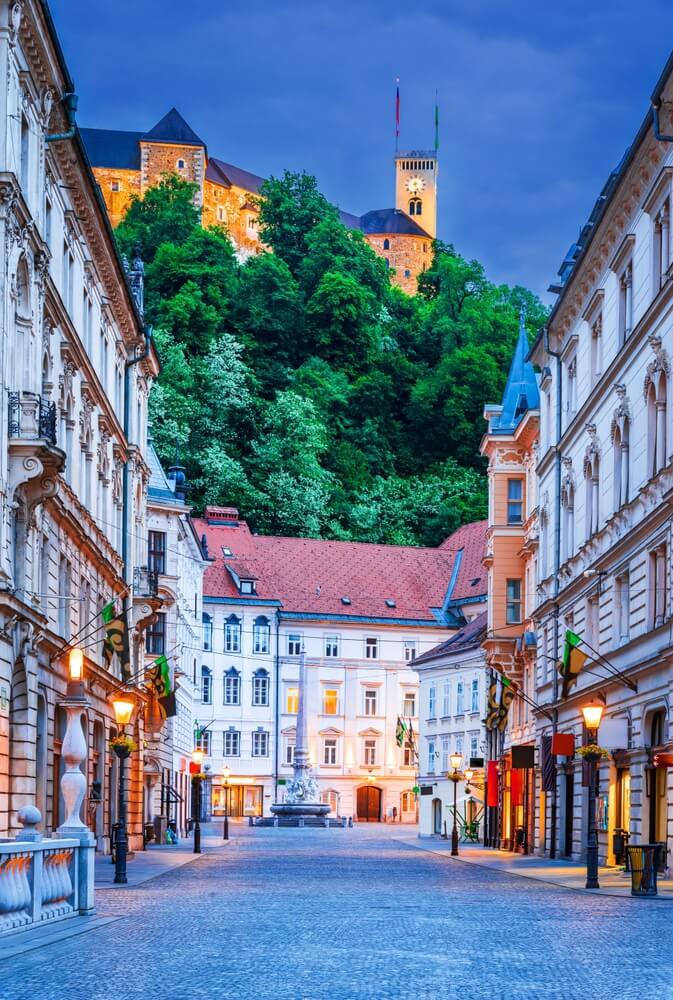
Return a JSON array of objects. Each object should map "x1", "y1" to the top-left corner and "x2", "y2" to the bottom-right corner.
[
  {"x1": 115, "y1": 174, "x2": 200, "y2": 264},
  {"x1": 258, "y1": 171, "x2": 338, "y2": 275}
]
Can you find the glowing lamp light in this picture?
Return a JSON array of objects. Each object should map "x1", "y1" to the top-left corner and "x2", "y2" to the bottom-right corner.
[
  {"x1": 111, "y1": 697, "x2": 134, "y2": 727},
  {"x1": 222, "y1": 765, "x2": 231, "y2": 783},
  {"x1": 464, "y1": 769, "x2": 474, "y2": 783},
  {"x1": 449, "y1": 753, "x2": 463, "y2": 772},
  {"x1": 68, "y1": 646, "x2": 84, "y2": 682},
  {"x1": 192, "y1": 748, "x2": 204, "y2": 767},
  {"x1": 367, "y1": 771, "x2": 375, "y2": 783},
  {"x1": 581, "y1": 703, "x2": 604, "y2": 733}
]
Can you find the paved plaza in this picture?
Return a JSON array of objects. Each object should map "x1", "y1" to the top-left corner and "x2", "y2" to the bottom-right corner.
[{"x1": 4, "y1": 824, "x2": 673, "y2": 1000}]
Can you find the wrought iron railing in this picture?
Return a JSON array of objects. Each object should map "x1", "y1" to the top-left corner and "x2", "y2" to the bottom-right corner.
[
  {"x1": 8, "y1": 392, "x2": 57, "y2": 445},
  {"x1": 133, "y1": 566, "x2": 160, "y2": 598}
]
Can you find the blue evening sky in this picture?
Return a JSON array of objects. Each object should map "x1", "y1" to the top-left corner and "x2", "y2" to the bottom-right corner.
[{"x1": 49, "y1": 0, "x2": 672, "y2": 301}]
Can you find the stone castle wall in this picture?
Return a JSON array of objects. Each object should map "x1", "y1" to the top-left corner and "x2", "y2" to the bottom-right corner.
[{"x1": 365, "y1": 233, "x2": 432, "y2": 294}]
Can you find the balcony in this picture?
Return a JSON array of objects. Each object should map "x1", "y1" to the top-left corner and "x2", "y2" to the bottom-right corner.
[
  {"x1": 131, "y1": 565, "x2": 162, "y2": 636},
  {"x1": 133, "y1": 566, "x2": 160, "y2": 598},
  {"x1": 7, "y1": 391, "x2": 64, "y2": 515}
]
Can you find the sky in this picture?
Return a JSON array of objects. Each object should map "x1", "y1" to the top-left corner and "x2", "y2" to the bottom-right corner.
[{"x1": 49, "y1": 0, "x2": 673, "y2": 301}]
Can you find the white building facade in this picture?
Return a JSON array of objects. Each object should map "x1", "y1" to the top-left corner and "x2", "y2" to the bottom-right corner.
[
  {"x1": 193, "y1": 507, "x2": 487, "y2": 822},
  {"x1": 0, "y1": 0, "x2": 160, "y2": 849},
  {"x1": 415, "y1": 614, "x2": 488, "y2": 837},
  {"x1": 532, "y1": 53, "x2": 673, "y2": 870}
]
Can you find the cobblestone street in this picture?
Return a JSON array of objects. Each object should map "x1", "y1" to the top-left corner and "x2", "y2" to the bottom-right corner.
[{"x1": 4, "y1": 825, "x2": 673, "y2": 1000}]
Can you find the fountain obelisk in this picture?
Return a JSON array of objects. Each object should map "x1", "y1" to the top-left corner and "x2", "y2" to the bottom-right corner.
[{"x1": 271, "y1": 648, "x2": 329, "y2": 821}]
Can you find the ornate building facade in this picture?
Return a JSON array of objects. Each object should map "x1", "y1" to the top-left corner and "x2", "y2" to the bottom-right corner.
[
  {"x1": 81, "y1": 109, "x2": 437, "y2": 295},
  {"x1": 0, "y1": 0, "x2": 160, "y2": 851}
]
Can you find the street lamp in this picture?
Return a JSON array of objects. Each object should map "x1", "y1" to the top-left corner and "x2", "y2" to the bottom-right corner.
[
  {"x1": 581, "y1": 702, "x2": 605, "y2": 890},
  {"x1": 111, "y1": 694, "x2": 135, "y2": 885},
  {"x1": 222, "y1": 765, "x2": 231, "y2": 842},
  {"x1": 191, "y1": 748, "x2": 204, "y2": 855},
  {"x1": 448, "y1": 753, "x2": 463, "y2": 857}
]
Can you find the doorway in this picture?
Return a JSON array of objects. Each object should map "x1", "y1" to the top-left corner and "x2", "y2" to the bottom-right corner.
[
  {"x1": 432, "y1": 797, "x2": 442, "y2": 835},
  {"x1": 563, "y1": 771, "x2": 574, "y2": 857},
  {"x1": 357, "y1": 785, "x2": 382, "y2": 822}
]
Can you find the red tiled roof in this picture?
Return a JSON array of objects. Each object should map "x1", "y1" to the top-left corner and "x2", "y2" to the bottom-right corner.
[{"x1": 195, "y1": 512, "x2": 487, "y2": 623}]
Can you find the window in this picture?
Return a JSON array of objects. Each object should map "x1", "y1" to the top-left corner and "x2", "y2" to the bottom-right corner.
[
  {"x1": 253, "y1": 616, "x2": 270, "y2": 654},
  {"x1": 284, "y1": 737, "x2": 295, "y2": 765},
  {"x1": 654, "y1": 198, "x2": 670, "y2": 293},
  {"x1": 176, "y1": 158, "x2": 185, "y2": 170},
  {"x1": 240, "y1": 579, "x2": 255, "y2": 594},
  {"x1": 401, "y1": 790, "x2": 415, "y2": 812},
  {"x1": 455, "y1": 735, "x2": 464, "y2": 756},
  {"x1": 442, "y1": 680, "x2": 450, "y2": 717},
  {"x1": 590, "y1": 315, "x2": 602, "y2": 384},
  {"x1": 146, "y1": 612, "x2": 166, "y2": 655},
  {"x1": 286, "y1": 686, "x2": 299, "y2": 714},
  {"x1": 224, "y1": 669, "x2": 240, "y2": 706},
  {"x1": 217, "y1": 206, "x2": 226, "y2": 222},
  {"x1": 613, "y1": 417, "x2": 630, "y2": 510},
  {"x1": 404, "y1": 269, "x2": 411, "y2": 278},
  {"x1": 456, "y1": 681, "x2": 465, "y2": 714},
  {"x1": 252, "y1": 731, "x2": 269, "y2": 757},
  {"x1": 364, "y1": 689, "x2": 378, "y2": 716},
  {"x1": 323, "y1": 688, "x2": 339, "y2": 715},
  {"x1": 363, "y1": 739, "x2": 377, "y2": 766},
  {"x1": 365, "y1": 637, "x2": 378, "y2": 659},
  {"x1": 427, "y1": 740, "x2": 436, "y2": 773},
  {"x1": 618, "y1": 263, "x2": 633, "y2": 345},
  {"x1": 650, "y1": 544, "x2": 667, "y2": 629},
  {"x1": 148, "y1": 530, "x2": 167, "y2": 575},
  {"x1": 195, "y1": 729, "x2": 211, "y2": 756},
  {"x1": 252, "y1": 670, "x2": 269, "y2": 706},
  {"x1": 383, "y1": 238, "x2": 390, "y2": 250},
  {"x1": 565, "y1": 357, "x2": 577, "y2": 423},
  {"x1": 585, "y1": 453, "x2": 600, "y2": 538},
  {"x1": 62, "y1": 242, "x2": 73, "y2": 313},
  {"x1": 441, "y1": 736, "x2": 450, "y2": 772},
  {"x1": 404, "y1": 641, "x2": 417, "y2": 662},
  {"x1": 225, "y1": 615, "x2": 241, "y2": 653},
  {"x1": 110, "y1": 180, "x2": 120, "y2": 192},
  {"x1": 202, "y1": 613, "x2": 213, "y2": 651},
  {"x1": 409, "y1": 198, "x2": 422, "y2": 216},
  {"x1": 506, "y1": 579, "x2": 522, "y2": 624},
  {"x1": 224, "y1": 730, "x2": 240, "y2": 756},
  {"x1": 470, "y1": 735, "x2": 479, "y2": 758},
  {"x1": 287, "y1": 634, "x2": 302, "y2": 656},
  {"x1": 562, "y1": 480, "x2": 575, "y2": 562},
  {"x1": 616, "y1": 573, "x2": 630, "y2": 645},
  {"x1": 403, "y1": 692, "x2": 416, "y2": 717},
  {"x1": 201, "y1": 666, "x2": 212, "y2": 705},
  {"x1": 20, "y1": 114, "x2": 29, "y2": 191},
  {"x1": 403, "y1": 738, "x2": 414, "y2": 767},
  {"x1": 507, "y1": 479, "x2": 523, "y2": 524},
  {"x1": 585, "y1": 594, "x2": 599, "y2": 651},
  {"x1": 325, "y1": 635, "x2": 340, "y2": 657},
  {"x1": 428, "y1": 685, "x2": 436, "y2": 718},
  {"x1": 323, "y1": 738, "x2": 337, "y2": 765},
  {"x1": 471, "y1": 678, "x2": 479, "y2": 713},
  {"x1": 646, "y1": 369, "x2": 667, "y2": 479},
  {"x1": 45, "y1": 198, "x2": 52, "y2": 248},
  {"x1": 322, "y1": 789, "x2": 339, "y2": 813}
]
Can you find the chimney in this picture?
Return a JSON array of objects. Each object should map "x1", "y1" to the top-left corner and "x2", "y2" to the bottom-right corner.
[{"x1": 204, "y1": 506, "x2": 240, "y2": 525}]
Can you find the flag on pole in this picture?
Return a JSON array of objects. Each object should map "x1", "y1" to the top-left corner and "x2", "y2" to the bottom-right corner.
[
  {"x1": 557, "y1": 629, "x2": 588, "y2": 699},
  {"x1": 146, "y1": 654, "x2": 177, "y2": 719},
  {"x1": 434, "y1": 93, "x2": 439, "y2": 152},
  {"x1": 484, "y1": 678, "x2": 499, "y2": 731},
  {"x1": 497, "y1": 677, "x2": 516, "y2": 733},
  {"x1": 101, "y1": 601, "x2": 131, "y2": 680},
  {"x1": 158, "y1": 691, "x2": 177, "y2": 720},
  {"x1": 395, "y1": 716, "x2": 408, "y2": 747},
  {"x1": 395, "y1": 77, "x2": 400, "y2": 148}
]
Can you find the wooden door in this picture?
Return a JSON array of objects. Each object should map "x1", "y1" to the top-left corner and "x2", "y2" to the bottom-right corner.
[{"x1": 357, "y1": 785, "x2": 381, "y2": 822}]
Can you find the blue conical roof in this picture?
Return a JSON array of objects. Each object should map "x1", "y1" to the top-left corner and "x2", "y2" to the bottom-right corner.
[
  {"x1": 142, "y1": 108, "x2": 205, "y2": 148},
  {"x1": 491, "y1": 307, "x2": 539, "y2": 433}
]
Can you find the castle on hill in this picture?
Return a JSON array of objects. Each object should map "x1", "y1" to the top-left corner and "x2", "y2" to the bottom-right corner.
[{"x1": 81, "y1": 107, "x2": 438, "y2": 294}]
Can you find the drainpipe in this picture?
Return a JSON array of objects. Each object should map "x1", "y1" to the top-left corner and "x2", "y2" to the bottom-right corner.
[
  {"x1": 543, "y1": 325, "x2": 562, "y2": 859},
  {"x1": 273, "y1": 611, "x2": 281, "y2": 804},
  {"x1": 651, "y1": 99, "x2": 673, "y2": 143},
  {"x1": 45, "y1": 93, "x2": 78, "y2": 143}
]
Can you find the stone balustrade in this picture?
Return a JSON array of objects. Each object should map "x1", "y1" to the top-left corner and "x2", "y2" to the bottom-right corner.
[{"x1": 0, "y1": 807, "x2": 94, "y2": 935}]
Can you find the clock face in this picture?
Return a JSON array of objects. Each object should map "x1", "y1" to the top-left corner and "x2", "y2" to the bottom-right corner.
[{"x1": 406, "y1": 176, "x2": 426, "y2": 194}]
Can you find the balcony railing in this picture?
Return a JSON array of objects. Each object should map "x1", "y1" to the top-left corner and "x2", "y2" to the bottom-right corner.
[
  {"x1": 133, "y1": 566, "x2": 159, "y2": 598},
  {"x1": 8, "y1": 392, "x2": 57, "y2": 445}
]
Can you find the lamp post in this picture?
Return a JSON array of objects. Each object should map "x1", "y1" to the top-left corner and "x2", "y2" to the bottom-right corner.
[
  {"x1": 192, "y1": 748, "x2": 204, "y2": 854},
  {"x1": 111, "y1": 695, "x2": 135, "y2": 886},
  {"x1": 581, "y1": 702, "x2": 604, "y2": 890},
  {"x1": 222, "y1": 765, "x2": 230, "y2": 842},
  {"x1": 448, "y1": 752, "x2": 463, "y2": 857}
]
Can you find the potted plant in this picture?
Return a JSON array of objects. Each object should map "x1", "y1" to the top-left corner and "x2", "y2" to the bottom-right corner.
[
  {"x1": 577, "y1": 743, "x2": 610, "y2": 762},
  {"x1": 110, "y1": 734, "x2": 137, "y2": 758}
]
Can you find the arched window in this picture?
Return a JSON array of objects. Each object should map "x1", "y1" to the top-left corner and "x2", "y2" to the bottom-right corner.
[
  {"x1": 252, "y1": 668, "x2": 269, "y2": 706},
  {"x1": 384, "y1": 257, "x2": 390, "y2": 269},
  {"x1": 383, "y1": 238, "x2": 390, "y2": 250},
  {"x1": 224, "y1": 667, "x2": 240, "y2": 706},
  {"x1": 202, "y1": 612, "x2": 213, "y2": 651},
  {"x1": 647, "y1": 369, "x2": 667, "y2": 478},
  {"x1": 225, "y1": 614, "x2": 241, "y2": 653},
  {"x1": 201, "y1": 666, "x2": 212, "y2": 705},
  {"x1": 176, "y1": 158, "x2": 185, "y2": 170},
  {"x1": 585, "y1": 453, "x2": 600, "y2": 539},
  {"x1": 612, "y1": 417, "x2": 629, "y2": 510},
  {"x1": 651, "y1": 709, "x2": 666, "y2": 747},
  {"x1": 561, "y1": 480, "x2": 575, "y2": 563},
  {"x1": 409, "y1": 198, "x2": 422, "y2": 216},
  {"x1": 253, "y1": 616, "x2": 270, "y2": 654}
]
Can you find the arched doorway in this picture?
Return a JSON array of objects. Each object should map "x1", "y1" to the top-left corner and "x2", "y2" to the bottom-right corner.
[
  {"x1": 357, "y1": 785, "x2": 382, "y2": 822},
  {"x1": 432, "y1": 797, "x2": 442, "y2": 835}
]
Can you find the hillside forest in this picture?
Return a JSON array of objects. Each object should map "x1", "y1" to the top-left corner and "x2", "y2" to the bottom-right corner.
[{"x1": 115, "y1": 174, "x2": 547, "y2": 546}]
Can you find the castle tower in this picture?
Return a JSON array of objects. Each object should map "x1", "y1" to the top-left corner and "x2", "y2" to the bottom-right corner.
[{"x1": 394, "y1": 151, "x2": 438, "y2": 239}]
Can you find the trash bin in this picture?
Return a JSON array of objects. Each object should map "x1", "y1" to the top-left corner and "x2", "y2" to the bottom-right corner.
[{"x1": 626, "y1": 843, "x2": 662, "y2": 896}]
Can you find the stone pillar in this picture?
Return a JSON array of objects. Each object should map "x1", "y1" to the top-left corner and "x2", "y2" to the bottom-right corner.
[{"x1": 656, "y1": 401, "x2": 666, "y2": 472}]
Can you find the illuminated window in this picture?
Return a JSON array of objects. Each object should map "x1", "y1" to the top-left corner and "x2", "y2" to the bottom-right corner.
[
  {"x1": 401, "y1": 790, "x2": 415, "y2": 812},
  {"x1": 286, "y1": 687, "x2": 299, "y2": 714},
  {"x1": 403, "y1": 739, "x2": 414, "y2": 767},
  {"x1": 323, "y1": 688, "x2": 339, "y2": 715}
]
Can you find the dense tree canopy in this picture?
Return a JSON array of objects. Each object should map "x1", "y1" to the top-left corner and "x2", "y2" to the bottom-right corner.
[{"x1": 116, "y1": 172, "x2": 547, "y2": 546}]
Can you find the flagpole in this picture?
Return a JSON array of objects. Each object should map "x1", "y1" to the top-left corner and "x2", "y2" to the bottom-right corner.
[
  {"x1": 50, "y1": 588, "x2": 131, "y2": 662},
  {"x1": 395, "y1": 76, "x2": 400, "y2": 153},
  {"x1": 576, "y1": 636, "x2": 638, "y2": 692}
]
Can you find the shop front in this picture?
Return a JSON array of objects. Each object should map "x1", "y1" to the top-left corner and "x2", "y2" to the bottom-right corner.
[
  {"x1": 212, "y1": 781, "x2": 264, "y2": 818},
  {"x1": 498, "y1": 745, "x2": 535, "y2": 853}
]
